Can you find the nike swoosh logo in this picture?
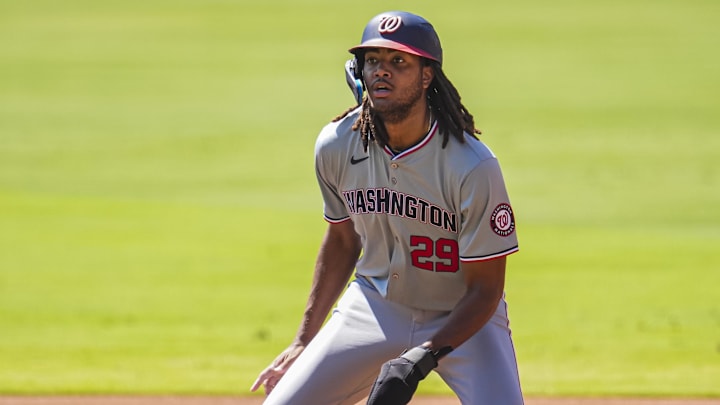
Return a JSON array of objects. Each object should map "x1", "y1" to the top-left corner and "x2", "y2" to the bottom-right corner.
[{"x1": 350, "y1": 155, "x2": 369, "y2": 165}]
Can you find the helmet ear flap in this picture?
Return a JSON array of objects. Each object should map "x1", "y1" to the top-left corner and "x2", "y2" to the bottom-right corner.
[
  {"x1": 345, "y1": 58, "x2": 364, "y2": 105},
  {"x1": 352, "y1": 54, "x2": 363, "y2": 78}
]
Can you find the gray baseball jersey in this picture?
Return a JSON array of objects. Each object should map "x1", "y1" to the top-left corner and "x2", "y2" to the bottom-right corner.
[{"x1": 315, "y1": 109, "x2": 518, "y2": 311}]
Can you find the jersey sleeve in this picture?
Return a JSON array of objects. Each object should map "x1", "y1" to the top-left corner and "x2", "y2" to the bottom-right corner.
[
  {"x1": 314, "y1": 125, "x2": 350, "y2": 223},
  {"x1": 458, "y1": 157, "x2": 519, "y2": 262}
]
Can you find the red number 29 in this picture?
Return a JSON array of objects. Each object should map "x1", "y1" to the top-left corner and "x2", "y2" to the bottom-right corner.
[{"x1": 409, "y1": 236, "x2": 459, "y2": 273}]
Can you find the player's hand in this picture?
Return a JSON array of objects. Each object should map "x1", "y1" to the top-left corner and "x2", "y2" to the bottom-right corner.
[
  {"x1": 366, "y1": 346, "x2": 438, "y2": 405},
  {"x1": 250, "y1": 343, "x2": 305, "y2": 395}
]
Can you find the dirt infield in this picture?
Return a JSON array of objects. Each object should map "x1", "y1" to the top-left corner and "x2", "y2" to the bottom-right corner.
[{"x1": 0, "y1": 396, "x2": 718, "y2": 405}]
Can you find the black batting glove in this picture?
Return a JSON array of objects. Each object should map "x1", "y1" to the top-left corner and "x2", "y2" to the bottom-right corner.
[{"x1": 366, "y1": 345, "x2": 450, "y2": 405}]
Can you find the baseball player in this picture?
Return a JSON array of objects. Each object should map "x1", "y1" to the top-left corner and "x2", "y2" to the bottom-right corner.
[{"x1": 251, "y1": 10, "x2": 524, "y2": 405}]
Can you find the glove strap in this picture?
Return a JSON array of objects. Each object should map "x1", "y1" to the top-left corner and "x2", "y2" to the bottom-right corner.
[
  {"x1": 400, "y1": 347, "x2": 438, "y2": 378},
  {"x1": 431, "y1": 345, "x2": 454, "y2": 361}
]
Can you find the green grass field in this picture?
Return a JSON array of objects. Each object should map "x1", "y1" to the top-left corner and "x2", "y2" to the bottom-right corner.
[{"x1": 1, "y1": 0, "x2": 719, "y2": 398}]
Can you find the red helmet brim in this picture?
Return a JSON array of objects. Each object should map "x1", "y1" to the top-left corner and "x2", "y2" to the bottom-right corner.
[{"x1": 349, "y1": 39, "x2": 440, "y2": 63}]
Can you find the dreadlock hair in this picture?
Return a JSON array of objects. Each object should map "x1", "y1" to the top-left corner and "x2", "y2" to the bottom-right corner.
[{"x1": 332, "y1": 60, "x2": 481, "y2": 152}]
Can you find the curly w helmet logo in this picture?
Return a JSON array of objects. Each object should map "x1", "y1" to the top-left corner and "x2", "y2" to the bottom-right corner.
[{"x1": 378, "y1": 16, "x2": 402, "y2": 33}]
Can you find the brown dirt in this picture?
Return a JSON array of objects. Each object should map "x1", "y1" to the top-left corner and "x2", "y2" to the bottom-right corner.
[{"x1": 0, "y1": 396, "x2": 717, "y2": 405}]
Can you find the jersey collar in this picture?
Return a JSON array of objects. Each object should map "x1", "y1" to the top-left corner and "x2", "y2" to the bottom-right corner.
[{"x1": 384, "y1": 120, "x2": 438, "y2": 160}]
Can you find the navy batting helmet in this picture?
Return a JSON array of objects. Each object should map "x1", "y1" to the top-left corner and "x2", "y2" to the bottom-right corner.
[{"x1": 349, "y1": 11, "x2": 443, "y2": 65}]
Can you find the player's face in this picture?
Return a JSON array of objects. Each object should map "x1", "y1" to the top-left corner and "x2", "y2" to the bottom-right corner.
[{"x1": 362, "y1": 48, "x2": 433, "y2": 124}]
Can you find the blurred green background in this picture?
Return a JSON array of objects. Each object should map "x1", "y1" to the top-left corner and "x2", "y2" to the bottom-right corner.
[{"x1": 1, "y1": 0, "x2": 719, "y2": 398}]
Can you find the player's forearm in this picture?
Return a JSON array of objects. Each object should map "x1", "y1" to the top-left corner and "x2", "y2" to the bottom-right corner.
[
  {"x1": 424, "y1": 258, "x2": 507, "y2": 353},
  {"x1": 425, "y1": 286, "x2": 503, "y2": 352},
  {"x1": 294, "y1": 260, "x2": 354, "y2": 346},
  {"x1": 293, "y1": 221, "x2": 361, "y2": 346}
]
